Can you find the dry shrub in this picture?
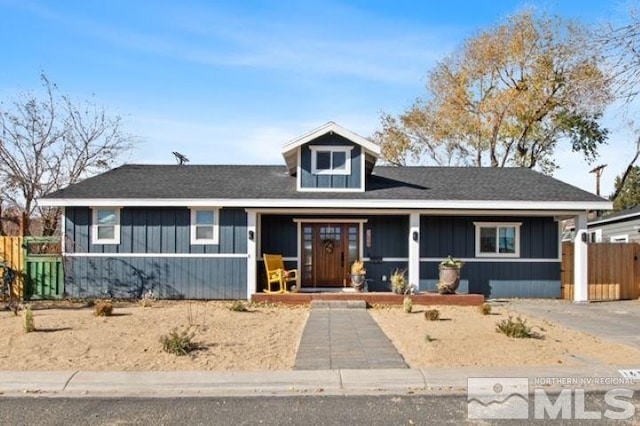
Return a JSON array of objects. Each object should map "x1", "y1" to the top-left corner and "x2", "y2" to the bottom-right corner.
[
  {"x1": 424, "y1": 309, "x2": 440, "y2": 321},
  {"x1": 496, "y1": 315, "x2": 539, "y2": 339},
  {"x1": 160, "y1": 328, "x2": 197, "y2": 356},
  {"x1": 479, "y1": 303, "x2": 492, "y2": 315},
  {"x1": 94, "y1": 301, "x2": 114, "y2": 317}
]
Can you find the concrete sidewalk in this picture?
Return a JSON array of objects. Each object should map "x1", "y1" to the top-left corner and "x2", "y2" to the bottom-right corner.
[{"x1": 1, "y1": 365, "x2": 638, "y2": 397}]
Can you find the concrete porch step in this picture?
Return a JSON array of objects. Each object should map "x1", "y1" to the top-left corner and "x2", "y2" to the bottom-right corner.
[{"x1": 310, "y1": 300, "x2": 367, "y2": 310}]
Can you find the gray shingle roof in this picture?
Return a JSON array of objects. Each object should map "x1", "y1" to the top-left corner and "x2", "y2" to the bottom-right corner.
[
  {"x1": 41, "y1": 164, "x2": 605, "y2": 203},
  {"x1": 589, "y1": 205, "x2": 640, "y2": 225}
]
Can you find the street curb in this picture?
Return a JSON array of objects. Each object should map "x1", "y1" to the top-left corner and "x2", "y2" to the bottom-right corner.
[{"x1": 0, "y1": 366, "x2": 638, "y2": 398}]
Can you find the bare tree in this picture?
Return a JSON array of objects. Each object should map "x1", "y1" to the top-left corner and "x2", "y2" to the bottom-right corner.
[
  {"x1": 598, "y1": 10, "x2": 640, "y2": 201},
  {"x1": 600, "y1": 10, "x2": 640, "y2": 104},
  {"x1": 0, "y1": 74, "x2": 135, "y2": 236}
]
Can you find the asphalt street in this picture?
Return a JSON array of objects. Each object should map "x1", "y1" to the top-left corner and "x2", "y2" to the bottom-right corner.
[{"x1": 1, "y1": 393, "x2": 639, "y2": 425}]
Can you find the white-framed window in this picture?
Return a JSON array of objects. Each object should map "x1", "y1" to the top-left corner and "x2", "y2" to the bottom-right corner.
[
  {"x1": 91, "y1": 207, "x2": 121, "y2": 245},
  {"x1": 474, "y1": 222, "x2": 521, "y2": 257},
  {"x1": 310, "y1": 145, "x2": 353, "y2": 175},
  {"x1": 190, "y1": 208, "x2": 219, "y2": 245},
  {"x1": 609, "y1": 234, "x2": 629, "y2": 243}
]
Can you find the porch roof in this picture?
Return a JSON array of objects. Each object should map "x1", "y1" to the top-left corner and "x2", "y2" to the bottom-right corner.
[{"x1": 39, "y1": 164, "x2": 611, "y2": 211}]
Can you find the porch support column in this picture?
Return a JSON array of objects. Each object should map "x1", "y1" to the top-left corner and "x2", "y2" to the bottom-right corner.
[
  {"x1": 573, "y1": 212, "x2": 588, "y2": 303},
  {"x1": 246, "y1": 210, "x2": 257, "y2": 300},
  {"x1": 408, "y1": 212, "x2": 420, "y2": 291}
]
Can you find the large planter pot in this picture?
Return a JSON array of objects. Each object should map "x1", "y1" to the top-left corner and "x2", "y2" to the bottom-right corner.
[
  {"x1": 350, "y1": 274, "x2": 366, "y2": 292},
  {"x1": 438, "y1": 266, "x2": 460, "y2": 294}
]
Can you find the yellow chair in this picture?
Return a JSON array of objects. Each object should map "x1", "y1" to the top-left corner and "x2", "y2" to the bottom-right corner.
[{"x1": 263, "y1": 254, "x2": 298, "y2": 293}]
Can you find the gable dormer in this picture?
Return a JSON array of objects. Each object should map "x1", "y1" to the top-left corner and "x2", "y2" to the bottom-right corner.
[{"x1": 281, "y1": 122, "x2": 380, "y2": 192}]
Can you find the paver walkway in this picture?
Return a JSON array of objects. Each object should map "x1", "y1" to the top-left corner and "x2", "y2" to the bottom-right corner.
[{"x1": 294, "y1": 301, "x2": 407, "y2": 370}]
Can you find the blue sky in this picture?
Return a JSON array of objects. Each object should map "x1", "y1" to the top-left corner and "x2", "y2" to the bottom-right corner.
[{"x1": 0, "y1": 0, "x2": 635, "y2": 196}]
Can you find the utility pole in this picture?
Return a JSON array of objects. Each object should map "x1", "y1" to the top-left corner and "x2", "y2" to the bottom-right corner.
[{"x1": 589, "y1": 164, "x2": 607, "y2": 196}]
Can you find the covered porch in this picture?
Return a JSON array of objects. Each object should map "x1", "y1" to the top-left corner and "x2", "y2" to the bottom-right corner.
[{"x1": 249, "y1": 210, "x2": 418, "y2": 295}]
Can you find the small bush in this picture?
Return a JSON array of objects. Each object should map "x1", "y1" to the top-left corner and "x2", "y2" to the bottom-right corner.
[
  {"x1": 403, "y1": 296, "x2": 412, "y2": 313},
  {"x1": 23, "y1": 305, "x2": 35, "y2": 333},
  {"x1": 424, "y1": 334, "x2": 435, "y2": 343},
  {"x1": 229, "y1": 300, "x2": 248, "y2": 312},
  {"x1": 496, "y1": 315, "x2": 536, "y2": 338},
  {"x1": 424, "y1": 309, "x2": 440, "y2": 321},
  {"x1": 94, "y1": 301, "x2": 114, "y2": 317},
  {"x1": 479, "y1": 303, "x2": 492, "y2": 315},
  {"x1": 160, "y1": 328, "x2": 197, "y2": 356}
]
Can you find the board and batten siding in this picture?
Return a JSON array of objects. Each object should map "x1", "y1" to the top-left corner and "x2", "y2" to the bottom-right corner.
[
  {"x1": 362, "y1": 215, "x2": 408, "y2": 291},
  {"x1": 419, "y1": 215, "x2": 561, "y2": 298},
  {"x1": 63, "y1": 207, "x2": 247, "y2": 299},
  {"x1": 420, "y1": 216, "x2": 559, "y2": 259},
  {"x1": 299, "y1": 134, "x2": 362, "y2": 190}
]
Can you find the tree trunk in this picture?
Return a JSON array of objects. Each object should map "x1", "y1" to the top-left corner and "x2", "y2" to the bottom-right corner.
[{"x1": 21, "y1": 212, "x2": 31, "y2": 237}]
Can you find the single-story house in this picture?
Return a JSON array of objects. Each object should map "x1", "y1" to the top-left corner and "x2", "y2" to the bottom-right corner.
[
  {"x1": 587, "y1": 206, "x2": 640, "y2": 243},
  {"x1": 39, "y1": 122, "x2": 610, "y2": 300}
]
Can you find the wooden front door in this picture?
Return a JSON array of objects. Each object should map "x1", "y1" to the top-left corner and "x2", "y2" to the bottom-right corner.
[{"x1": 301, "y1": 223, "x2": 359, "y2": 287}]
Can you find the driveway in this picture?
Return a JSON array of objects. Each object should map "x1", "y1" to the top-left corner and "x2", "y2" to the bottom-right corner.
[{"x1": 505, "y1": 299, "x2": 640, "y2": 350}]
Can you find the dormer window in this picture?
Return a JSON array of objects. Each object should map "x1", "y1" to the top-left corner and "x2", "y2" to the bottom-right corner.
[{"x1": 310, "y1": 146, "x2": 353, "y2": 175}]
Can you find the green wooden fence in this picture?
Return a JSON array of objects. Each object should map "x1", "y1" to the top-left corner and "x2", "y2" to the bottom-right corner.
[{"x1": 23, "y1": 237, "x2": 64, "y2": 300}]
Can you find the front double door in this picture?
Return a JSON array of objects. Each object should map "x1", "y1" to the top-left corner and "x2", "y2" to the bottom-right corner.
[{"x1": 301, "y1": 223, "x2": 359, "y2": 287}]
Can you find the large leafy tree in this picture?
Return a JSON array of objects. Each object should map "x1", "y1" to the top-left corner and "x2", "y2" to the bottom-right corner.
[
  {"x1": 610, "y1": 165, "x2": 640, "y2": 211},
  {"x1": 0, "y1": 74, "x2": 135, "y2": 236},
  {"x1": 375, "y1": 11, "x2": 612, "y2": 173}
]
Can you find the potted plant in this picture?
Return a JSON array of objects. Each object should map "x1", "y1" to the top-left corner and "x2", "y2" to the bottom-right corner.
[
  {"x1": 350, "y1": 259, "x2": 366, "y2": 292},
  {"x1": 437, "y1": 255, "x2": 464, "y2": 294},
  {"x1": 390, "y1": 268, "x2": 407, "y2": 294}
]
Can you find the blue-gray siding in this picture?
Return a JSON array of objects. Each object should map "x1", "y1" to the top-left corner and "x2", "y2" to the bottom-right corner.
[
  {"x1": 260, "y1": 215, "x2": 298, "y2": 257},
  {"x1": 299, "y1": 134, "x2": 362, "y2": 189},
  {"x1": 420, "y1": 216, "x2": 558, "y2": 259},
  {"x1": 64, "y1": 207, "x2": 248, "y2": 299},
  {"x1": 65, "y1": 207, "x2": 247, "y2": 254},
  {"x1": 64, "y1": 257, "x2": 246, "y2": 299},
  {"x1": 419, "y1": 261, "x2": 560, "y2": 298},
  {"x1": 420, "y1": 216, "x2": 560, "y2": 298},
  {"x1": 364, "y1": 215, "x2": 408, "y2": 258}
]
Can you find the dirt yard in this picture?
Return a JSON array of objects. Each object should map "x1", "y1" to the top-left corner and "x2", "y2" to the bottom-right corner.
[
  {"x1": 371, "y1": 303, "x2": 640, "y2": 368},
  {"x1": 1, "y1": 300, "x2": 638, "y2": 371},
  {"x1": 0, "y1": 301, "x2": 308, "y2": 371}
]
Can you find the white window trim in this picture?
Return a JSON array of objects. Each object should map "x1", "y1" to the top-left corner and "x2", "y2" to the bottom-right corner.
[
  {"x1": 190, "y1": 207, "x2": 220, "y2": 245},
  {"x1": 310, "y1": 145, "x2": 353, "y2": 176},
  {"x1": 609, "y1": 234, "x2": 629, "y2": 243},
  {"x1": 91, "y1": 207, "x2": 121, "y2": 245},
  {"x1": 474, "y1": 222, "x2": 522, "y2": 258}
]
